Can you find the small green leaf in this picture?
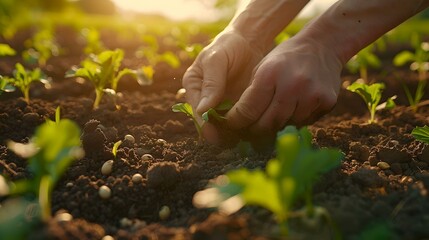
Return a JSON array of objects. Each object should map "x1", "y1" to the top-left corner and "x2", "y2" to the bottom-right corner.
[
  {"x1": 412, "y1": 126, "x2": 429, "y2": 144},
  {"x1": 0, "y1": 43, "x2": 16, "y2": 56},
  {"x1": 161, "y1": 52, "x2": 180, "y2": 68},
  {"x1": 393, "y1": 51, "x2": 415, "y2": 66},
  {"x1": 172, "y1": 103, "x2": 194, "y2": 118}
]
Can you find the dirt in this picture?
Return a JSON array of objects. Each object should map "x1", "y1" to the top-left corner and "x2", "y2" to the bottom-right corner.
[{"x1": 1, "y1": 26, "x2": 429, "y2": 240}]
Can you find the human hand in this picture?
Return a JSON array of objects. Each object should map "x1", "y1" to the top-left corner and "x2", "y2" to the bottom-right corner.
[
  {"x1": 182, "y1": 30, "x2": 266, "y2": 141},
  {"x1": 226, "y1": 36, "x2": 343, "y2": 139}
]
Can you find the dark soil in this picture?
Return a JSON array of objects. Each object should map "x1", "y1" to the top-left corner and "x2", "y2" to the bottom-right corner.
[{"x1": 1, "y1": 26, "x2": 429, "y2": 240}]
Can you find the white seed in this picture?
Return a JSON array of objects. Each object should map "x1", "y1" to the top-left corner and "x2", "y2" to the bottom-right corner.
[
  {"x1": 159, "y1": 205, "x2": 170, "y2": 220},
  {"x1": 66, "y1": 182, "x2": 74, "y2": 188},
  {"x1": 377, "y1": 161, "x2": 390, "y2": 170},
  {"x1": 175, "y1": 88, "x2": 186, "y2": 99},
  {"x1": 141, "y1": 154, "x2": 154, "y2": 161},
  {"x1": 101, "y1": 160, "x2": 114, "y2": 175},
  {"x1": 132, "y1": 173, "x2": 143, "y2": 184},
  {"x1": 99, "y1": 185, "x2": 111, "y2": 199},
  {"x1": 156, "y1": 139, "x2": 167, "y2": 145},
  {"x1": 102, "y1": 235, "x2": 115, "y2": 240},
  {"x1": 124, "y1": 134, "x2": 135, "y2": 144}
]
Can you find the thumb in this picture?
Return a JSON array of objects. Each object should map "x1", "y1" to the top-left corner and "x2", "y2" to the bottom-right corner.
[{"x1": 196, "y1": 50, "x2": 228, "y2": 114}]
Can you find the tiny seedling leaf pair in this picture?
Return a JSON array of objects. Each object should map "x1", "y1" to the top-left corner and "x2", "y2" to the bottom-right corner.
[{"x1": 412, "y1": 125, "x2": 429, "y2": 144}]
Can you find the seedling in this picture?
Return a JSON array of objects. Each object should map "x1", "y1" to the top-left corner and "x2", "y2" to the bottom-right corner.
[
  {"x1": 346, "y1": 81, "x2": 396, "y2": 123},
  {"x1": 112, "y1": 140, "x2": 122, "y2": 159},
  {"x1": 393, "y1": 33, "x2": 429, "y2": 112},
  {"x1": 81, "y1": 28, "x2": 105, "y2": 55},
  {"x1": 0, "y1": 43, "x2": 16, "y2": 56},
  {"x1": 5, "y1": 63, "x2": 49, "y2": 104},
  {"x1": 201, "y1": 100, "x2": 233, "y2": 123},
  {"x1": 346, "y1": 44, "x2": 381, "y2": 82},
  {"x1": 23, "y1": 27, "x2": 60, "y2": 67},
  {"x1": 411, "y1": 125, "x2": 429, "y2": 144},
  {"x1": 66, "y1": 49, "x2": 152, "y2": 109},
  {"x1": 0, "y1": 75, "x2": 15, "y2": 95},
  {"x1": 172, "y1": 102, "x2": 202, "y2": 138},
  {"x1": 193, "y1": 126, "x2": 343, "y2": 236},
  {"x1": 5, "y1": 117, "x2": 83, "y2": 221}
]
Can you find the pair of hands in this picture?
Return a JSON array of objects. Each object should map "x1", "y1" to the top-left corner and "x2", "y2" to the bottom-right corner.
[{"x1": 183, "y1": 30, "x2": 343, "y2": 143}]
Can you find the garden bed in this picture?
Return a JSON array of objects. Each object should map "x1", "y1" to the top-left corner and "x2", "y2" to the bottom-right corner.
[{"x1": 1, "y1": 26, "x2": 429, "y2": 240}]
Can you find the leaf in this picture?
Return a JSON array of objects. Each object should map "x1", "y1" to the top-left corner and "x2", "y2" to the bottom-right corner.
[
  {"x1": 0, "y1": 43, "x2": 16, "y2": 56},
  {"x1": 172, "y1": 103, "x2": 194, "y2": 118},
  {"x1": 393, "y1": 51, "x2": 415, "y2": 66},
  {"x1": 201, "y1": 100, "x2": 233, "y2": 123},
  {"x1": 412, "y1": 126, "x2": 429, "y2": 144},
  {"x1": 161, "y1": 52, "x2": 180, "y2": 68}
]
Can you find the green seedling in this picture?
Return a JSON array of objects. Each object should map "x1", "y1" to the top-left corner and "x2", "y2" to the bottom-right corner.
[
  {"x1": 346, "y1": 44, "x2": 381, "y2": 82},
  {"x1": 172, "y1": 102, "x2": 202, "y2": 138},
  {"x1": 112, "y1": 140, "x2": 122, "y2": 159},
  {"x1": 347, "y1": 82, "x2": 396, "y2": 123},
  {"x1": 135, "y1": 35, "x2": 180, "y2": 76},
  {"x1": 201, "y1": 100, "x2": 233, "y2": 123},
  {"x1": 0, "y1": 43, "x2": 16, "y2": 56},
  {"x1": 5, "y1": 117, "x2": 83, "y2": 222},
  {"x1": 66, "y1": 49, "x2": 152, "y2": 109},
  {"x1": 193, "y1": 126, "x2": 343, "y2": 236},
  {"x1": 81, "y1": 28, "x2": 105, "y2": 54},
  {"x1": 411, "y1": 125, "x2": 429, "y2": 144},
  {"x1": 393, "y1": 33, "x2": 429, "y2": 112},
  {"x1": 5, "y1": 63, "x2": 48, "y2": 104},
  {"x1": 23, "y1": 27, "x2": 60, "y2": 67},
  {"x1": 0, "y1": 75, "x2": 15, "y2": 95}
]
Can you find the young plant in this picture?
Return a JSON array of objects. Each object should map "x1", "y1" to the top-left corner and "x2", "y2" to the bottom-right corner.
[
  {"x1": 81, "y1": 28, "x2": 105, "y2": 55},
  {"x1": 411, "y1": 125, "x2": 429, "y2": 144},
  {"x1": 66, "y1": 49, "x2": 152, "y2": 109},
  {"x1": 5, "y1": 63, "x2": 48, "y2": 104},
  {"x1": 393, "y1": 33, "x2": 429, "y2": 112},
  {"x1": 201, "y1": 100, "x2": 233, "y2": 123},
  {"x1": 172, "y1": 102, "x2": 202, "y2": 138},
  {"x1": 193, "y1": 126, "x2": 343, "y2": 236},
  {"x1": 5, "y1": 117, "x2": 83, "y2": 222},
  {"x1": 0, "y1": 43, "x2": 16, "y2": 56},
  {"x1": 0, "y1": 75, "x2": 15, "y2": 95},
  {"x1": 346, "y1": 81, "x2": 396, "y2": 123},
  {"x1": 23, "y1": 27, "x2": 60, "y2": 67},
  {"x1": 346, "y1": 44, "x2": 381, "y2": 82},
  {"x1": 112, "y1": 140, "x2": 122, "y2": 160}
]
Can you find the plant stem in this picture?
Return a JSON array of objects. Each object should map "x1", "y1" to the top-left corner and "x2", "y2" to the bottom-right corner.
[
  {"x1": 23, "y1": 87, "x2": 30, "y2": 104},
  {"x1": 93, "y1": 88, "x2": 104, "y2": 109},
  {"x1": 369, "y1": 105, "x2": 376, "y2": 123},
  {"x1": 360, "y1": 67, "x2": 368, "y2": 82},
  {"x1": 191, "y1": 117, "x2": 203, "y2": 139},
  {"x1": 39, "y1": 175, "x2": 52, "y2": 222},
  {"x1": 305, "y1": 187, "x2": 314, "y2": 217}
]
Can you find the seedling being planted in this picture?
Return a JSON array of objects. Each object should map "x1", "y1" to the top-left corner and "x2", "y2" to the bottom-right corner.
[
  {"x1": 347, "y1": 81, "x2": 396, "y2": 123},
  {"x1": 4, "y1": 63, "x2": 49, "y2": 104},
  {"x1": 4, "y1": 117, "x2": 83, "y2": 222},
  {"x1": 393, "y1": 33, "x2": 429, "y2": 112},
  {"x1": 193, "y1": 126, "x2": 343, "y2": 237},
  {"x1": 411, "y1": 125, "x2": 429, "y2": 144},
  {"x1": 201, "y1": 100, "x2": 233, "y2": 123},
  {"x1": 172, "y1": 102, "x2": 202, "y2": 138},
  {"x1": 66, "y1": 49, "x2": 152, "y2": 109}
]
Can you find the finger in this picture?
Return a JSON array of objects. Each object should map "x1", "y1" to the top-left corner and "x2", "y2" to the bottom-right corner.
[
  {"x1": 196, "y1": 50, "x2": 228, "y2": 114},
  {"x1": 182, "y1": 66, "x2": 203, "y2": 108},
  {"x1": 226, "y1": 82, "x2": 275, "y2": 130}
]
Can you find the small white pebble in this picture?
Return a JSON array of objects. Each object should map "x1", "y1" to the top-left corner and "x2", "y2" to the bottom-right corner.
[
  {"x1": 55, "y1": 212, "x2": 73, "y2": 222},
  {"x1": 101, "y1": 160, "x2": 114, "y2": 175},
  {"x1": 156, "y1": 139, "x2": 167, "y2": 145},
  {"x1": 99, "y1": 185, "x2": 112, "y2": 199},
  {"x1": 141, "y1": 154, "x2": 154, "y2": 161},
  {"x1": 66, "y1": 182, "x2": 74, "y2": 188},
  {"x1": 120, "y1": 217, "x2": 133, "y2": 228},
  {"x1": 132, "y1": 173, "x2": 143, "y2": 184},
  {"x1": 159, "y1": 205, "x2": 170, "y2": 220},
  {"x1": 102, "y1": 235, "x2": 115, "y2": 240},
  {"x1": 124, "y1": 134, "x2": 135, "y2": 144},
  {"x1": 377, "y1": 161, "x2": 390, "y2": 170}
]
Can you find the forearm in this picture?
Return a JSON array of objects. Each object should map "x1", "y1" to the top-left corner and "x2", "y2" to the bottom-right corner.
[
  {"x1": 297, "y1": 0, "x2": 429, "y2": 65},
  {"x1": 226, "y1": 0, "x2": 310, "y2": 53}
]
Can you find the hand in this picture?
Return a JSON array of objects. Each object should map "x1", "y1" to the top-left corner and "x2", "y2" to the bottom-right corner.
[
  {"x1": 226, "y1": 36, "x2": 343, "y2": 138},
  {"x1": 182, "y1": 30, "x2": 266, "y2": 141}
]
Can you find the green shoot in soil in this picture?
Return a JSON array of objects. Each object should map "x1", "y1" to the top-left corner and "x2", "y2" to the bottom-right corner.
[
  {"x1": 66, "y1": 49, "x2": 152, "y2": 109},
  {"x1": 393, "y1": 33, "x2": 429, "y2": 112},
  {"x1": 193, "y1": 126, "x2": 343, "y2": 237},
  {"x1": 112, "y1": 140, "x2": 122, "y2": 160},
  {"x1": 172, "y1": 102, "x2": 202, "y2": 138},
  {"x1": 22, "y1": 27, "x2": 60, "y2": 67},
  {"x1": 5, "y1": 118, "x2": 83, "y2": 222},
  {"x1": 5, "y1": 63, "x2": 48, "y2": 104},
  {"x1": 0, "y1": 75, "x2": 15, "y2": 95},
  {"x1": 411, "y1": 125, "x2": 429, "y2": 144},
  {"x1": 0, "y1": 43, "x2": 16, "y2": 56},
  {"x1": 346, "y1": 44, "x2": 381, "y2": 82},
  {"x1": 346, "y1": 81, "x2": 396, "y2": 123}
]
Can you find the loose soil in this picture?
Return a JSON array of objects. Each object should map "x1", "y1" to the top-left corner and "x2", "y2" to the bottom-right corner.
[{"x1": 1, "y1": 26, "x2": 429, "y2": 240}]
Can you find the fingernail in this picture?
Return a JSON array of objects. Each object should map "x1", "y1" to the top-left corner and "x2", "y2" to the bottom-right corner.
[{"x1": 196, "y1": 97, "x2": 209, "y2": 114}]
